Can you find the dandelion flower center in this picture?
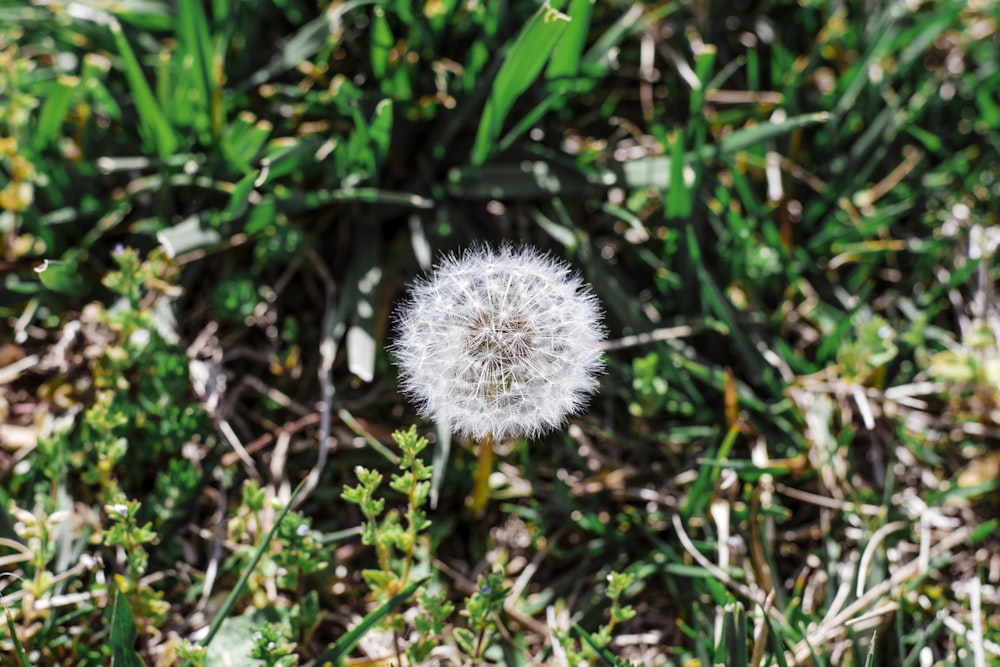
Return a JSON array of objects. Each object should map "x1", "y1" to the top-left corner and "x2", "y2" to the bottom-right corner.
[{"x1": 392, "y1": 245, "x2": 605, "y2": 441}]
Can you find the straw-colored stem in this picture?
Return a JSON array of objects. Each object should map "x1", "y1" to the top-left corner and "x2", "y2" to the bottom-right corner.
[{"x1": 466, "y1": 433, "x2": 495, "y2": 517}]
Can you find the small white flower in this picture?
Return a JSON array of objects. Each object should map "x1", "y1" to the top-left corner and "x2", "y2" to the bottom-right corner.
[{"x1": 392, "y1": 245, "x2": 605, "y2": 441}]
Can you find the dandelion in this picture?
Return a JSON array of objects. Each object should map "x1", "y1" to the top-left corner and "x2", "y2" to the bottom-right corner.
[
  {"x1": 393, "y1": 244, "x2": 605, "y2": 440},
  {"x1": 392, "y1": 245, "x2": 605, "y2": 512}
]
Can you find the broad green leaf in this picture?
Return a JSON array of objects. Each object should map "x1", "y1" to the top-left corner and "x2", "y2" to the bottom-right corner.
[
  {"x1": 35, "y1": 258, "x2": 84, "y2": 296},
  {"x1": 109, "y1": 593, "x2": 145, "y2": 667},
  {"x1": 205, "y1": 608, "x2": 284, "y2": 667},
  {"x1": 471, "y1": 4, "x2": 571, "y2": 165},
  {"x1": 546, "y1": 0, "x2": 593, "y2": 79}
]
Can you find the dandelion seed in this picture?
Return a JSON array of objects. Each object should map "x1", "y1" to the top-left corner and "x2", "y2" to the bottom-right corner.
[{"x1": 392, "y1": 245, "x2": 605, "y2": 441}]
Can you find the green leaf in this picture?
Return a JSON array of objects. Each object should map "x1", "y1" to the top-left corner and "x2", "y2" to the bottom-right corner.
[
  {"x1": 370, "y1": 6, "x2": 393, "y2": 80},
  {"x1": 109, "y1": 593, "x2": 146, "y2": 667},
  {"x1": 220, "y1": 172, "x2": 258, "y2": 223},
  {"x1": 33, "y1": 76, "x2": 78, "y2": 151},
  {"x1": 109, "y1": 17, "x2": 178, "y2": 159},
  {"x1": 35, "y1": 257, "x2": 85, "y2": 296},
  {"x1": 112, "y1": 0, "x2": 174, "y2": 31},
  {"x1": 314, "y1": 576, "x2": 426, "y2": 664},
  {"x1": 969, "y1": 519, "x2": 998, "y2": 544},
  {"x1": 471, "y1": 4, "x2": 572, "y2": 165},
  {"x1": 546, "y1": 0, "x2": 593, "y2": 80},
  {"x1": 666, "y1": 130, "x2": 688, "y2": 219},
  {"x1": 205, "y1": 607, "x2": 284, "y2": 667}
]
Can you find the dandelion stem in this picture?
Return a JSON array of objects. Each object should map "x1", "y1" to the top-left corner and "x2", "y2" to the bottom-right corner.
[{"x1": 467, "y1": 433, "x2": 495, "y2": 517}]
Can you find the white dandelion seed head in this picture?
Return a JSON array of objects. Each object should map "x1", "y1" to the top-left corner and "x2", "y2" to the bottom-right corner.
[{"x1": 392, "y1": 244, "x2": 605, "y2": 441}]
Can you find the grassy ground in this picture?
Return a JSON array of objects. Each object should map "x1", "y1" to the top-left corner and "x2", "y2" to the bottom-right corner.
[{"x1": 1, "y1": 0, "x2": 999, "y2": 665}]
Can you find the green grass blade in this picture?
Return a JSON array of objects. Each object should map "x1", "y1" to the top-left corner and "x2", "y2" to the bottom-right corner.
[
  {"x1": 370, "y1": 6, "x2": 393, "y2": 80},
  {"x1": 581, "y1": 3, "x2": 668, "y2": 75},
  {"x1": 666, "y1": 129, "x2": 688, "y2": 219},
  {"x1": 109, "y1": 17, "x2": 178, "y2": 159},
  {"x1": 198, "y1": 481, "x2": 306, "y2": 651},
  {"x1": 763, "y1": 613, "x2": 790, "y2": 667},
  {"x1": 619, "y1": 112, "x2": 828, "y2": 189},
  {"x1": 33, "y1": 76, "x2": 78, "y2": 151},
  {"x1": 314, "y1": 576, "x2": 427, "y2": 664},
  {"x1": 3, "y1": 605, "x2": 30, "y2": 667},
  {"x1": 109, "y1": 592, "x2": 146, "y2": 667},
  {"x1": 570, "y1": 623, "x2": 618, "y2": 667},
  {"x1": 863, "y1": 631, "x2": 877, "y2": 667},
  {"x1": 690, "y1": 45, "x2": 717, "y2": 115},
  {"x1": 711, "y1": 111, "x2": 829, "y2": 157},
  {"x1": 243, "y1": 1, "x2": 374, "y2": 89},
  {"x1": 471, "y1": 4, "x2": 571, "y2": 165},
  {"x1": 176, "y1": 0, "x2": 218, "y2": 142},
  {"x1": 719, "y1": 603, "x2": 748, "y2": 667}
]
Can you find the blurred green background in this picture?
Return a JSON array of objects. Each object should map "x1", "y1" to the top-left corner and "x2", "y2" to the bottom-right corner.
[{"x1": 1, "y1": 0, "x2": 998, "y2": 665}]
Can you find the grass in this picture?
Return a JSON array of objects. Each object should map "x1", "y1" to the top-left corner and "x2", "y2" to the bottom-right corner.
[{"x1": 1, "y1": 0, "x2": 999, "y2": 664}]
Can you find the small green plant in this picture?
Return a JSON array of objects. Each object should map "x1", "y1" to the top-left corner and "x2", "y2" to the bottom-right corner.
[
  {"x1": 555, "y1": 570, "x2": 639, "y2": 667},
  {"x1": 341, "y1": 425, "x2": 432, "y2": 604},
  {"x1": 454, "y1": 570, "x2": 511, "y2": 664},
  {"x1": 406, "y1": 589, "x2": 455, "y2": 664},
  {"x1": 103, "y1": 497, "x2": 168, "y2": 632},
  {"x1": 225, "y1": 479, "x2": 329, "y2": 611},
  {"x1": 249, "y1": 621, "x2": 298, "y2": 667}
]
